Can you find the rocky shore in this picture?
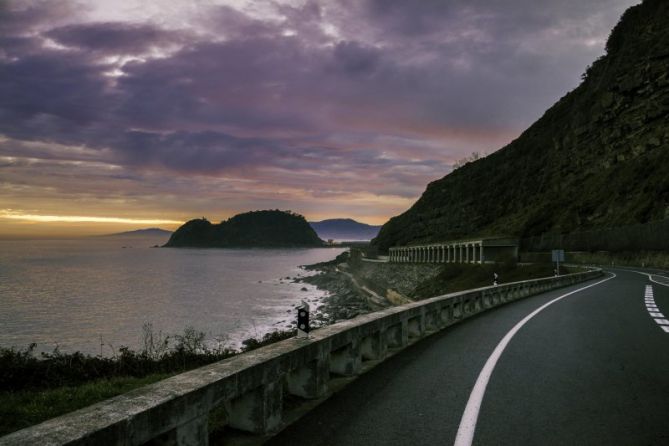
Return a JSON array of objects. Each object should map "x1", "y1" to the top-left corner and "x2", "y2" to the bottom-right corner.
[
  {"x1": 297, "y1": 251, "x2": 373, "y2": 323},
  {"x1": 290, "y1": 251, "x2": 443, "y2": 326}
]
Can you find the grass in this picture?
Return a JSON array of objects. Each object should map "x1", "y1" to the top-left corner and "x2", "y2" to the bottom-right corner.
[
  {"x1": 411, "y1": 262, "x2": 573, "y2": 299},
  {"x1": 0, "y1": 374, "x2": 169, "y2": 437},
  {"x1": 0, "y1": 326, "x2": 295, "y2": 437}
]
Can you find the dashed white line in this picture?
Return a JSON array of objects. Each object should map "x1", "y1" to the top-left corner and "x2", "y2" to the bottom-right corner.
[
  {"x1": 453, "y1": 273, "x2": 615, "y2": 446},
  {"x1": 644, "y1": 285, "x2": 668, "y2": 333}
]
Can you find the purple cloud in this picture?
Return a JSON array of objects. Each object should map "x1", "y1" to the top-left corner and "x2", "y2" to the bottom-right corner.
[
  {"x1": 0, "y1": 0, "x2": 641, "y2": 226},
  {"x1": 46, "y1": 22, "x2": 184, "y2": 55}
]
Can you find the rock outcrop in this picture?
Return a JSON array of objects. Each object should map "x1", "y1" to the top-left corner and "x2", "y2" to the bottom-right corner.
[{"x1": 165, "y1": 210, "x2": 324, "y2": 248}]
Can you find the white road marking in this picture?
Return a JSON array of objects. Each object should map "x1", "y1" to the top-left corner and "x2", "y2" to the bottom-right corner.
[
  {"x1": 453, "y1": 273, "x2": 615, "y2": 446},
  {"x1": 643, "y1": 285, "x2": 669, "y2": 332},
  {"x1": 632, "y1": 270, "x2": 669, "y2": 287}
]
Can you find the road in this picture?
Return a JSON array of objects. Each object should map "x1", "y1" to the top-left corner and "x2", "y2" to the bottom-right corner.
[{"x1": 267, "y1": 268, "x2": 669, "y2": 445}]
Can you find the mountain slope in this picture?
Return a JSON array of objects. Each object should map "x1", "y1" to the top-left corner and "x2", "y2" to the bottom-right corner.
[
  {"x1": 373, "y1": 0, "x2": 669, "y2": 252},
  {"x1": 164, "y1": 210, "x2": 323, "y2": 248},
  {"x1": 309, "y1": 219, "x2": 382, "y2": 241}
]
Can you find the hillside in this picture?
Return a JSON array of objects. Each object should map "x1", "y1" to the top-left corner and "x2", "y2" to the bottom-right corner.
[
  {"x1": 164, "y1": 210, "x2": 323, "y2": 248},
  {"x1": 309, "y1": 219, "x2": 382, "y2": 241},
  {"x1": 373, "y1": 0, "x2": 669, "y2": 252}
]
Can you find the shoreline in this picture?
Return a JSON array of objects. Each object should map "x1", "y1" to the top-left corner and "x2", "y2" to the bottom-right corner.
[{"x1": 293, "y1": 251, "x2": 387, "y2": 324}]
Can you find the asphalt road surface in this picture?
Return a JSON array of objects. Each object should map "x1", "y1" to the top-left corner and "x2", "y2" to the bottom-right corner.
[{"x1": 268, "y1": 268, "x2": 669, "y2": 446}]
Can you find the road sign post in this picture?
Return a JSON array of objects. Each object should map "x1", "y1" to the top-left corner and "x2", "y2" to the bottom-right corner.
[
  {"x1": 297, "y1": 301, "x2": 310, "y2": 339},
  {"x1": 552, "y1": 249, "x2": 565, "y2": 276}
]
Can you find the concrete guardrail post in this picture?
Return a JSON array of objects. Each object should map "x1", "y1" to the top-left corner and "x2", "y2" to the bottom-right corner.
[
  {"x1": 228, "y1": 380, "x2": 283, "y2": 434},
  {"x1": 287, "y1": 354, "x2": 330, "y2": 399},
  {"x1": 360, "y1": 330, "x2": 387, "y2": 360},
  {"x1": 329, "y1": 340, "x2": 362, "y2": 376}
]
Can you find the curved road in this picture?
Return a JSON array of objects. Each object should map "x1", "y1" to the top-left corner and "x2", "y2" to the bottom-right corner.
[{"x1": 268, "y1": 268, "x2": 669, "y2": 445}]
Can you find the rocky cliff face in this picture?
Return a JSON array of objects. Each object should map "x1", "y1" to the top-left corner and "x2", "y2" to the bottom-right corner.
[{"x1": 373, "y1": 0, "x2": 669, "y2": 252}]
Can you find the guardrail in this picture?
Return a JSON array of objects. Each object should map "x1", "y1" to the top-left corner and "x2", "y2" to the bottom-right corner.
[{"x1": 0, "y1": 269, "x2": 602, "y2": 446}]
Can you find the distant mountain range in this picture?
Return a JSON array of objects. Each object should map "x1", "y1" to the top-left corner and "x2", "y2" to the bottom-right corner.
[
  {"x1": 309, "y1": 218, "x2": 382, "y2": 241},
  {"x1": 101, "y1": 218, "x2": 381, "y2": 242},
  {"x1": 101, "y1": 228, "x2": 173, "y2": 237}
]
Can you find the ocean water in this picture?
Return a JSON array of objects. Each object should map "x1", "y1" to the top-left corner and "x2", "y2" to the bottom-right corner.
[{"x1": 0, "y1": 236, "x2": 345, "y2": 355}]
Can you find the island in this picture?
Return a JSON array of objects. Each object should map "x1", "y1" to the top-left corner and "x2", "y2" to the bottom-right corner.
[{"x1": 164, "y1": 210, "x2": 324, "y2": 248}]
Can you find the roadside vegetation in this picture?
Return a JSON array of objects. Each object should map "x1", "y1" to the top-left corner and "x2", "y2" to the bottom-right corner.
[
  {"x1": 0, "y1": 325, "x2": 294, "y2": 437},
  {"x1": 411, "y1": 261, "x2": 574, "y2": 299}
]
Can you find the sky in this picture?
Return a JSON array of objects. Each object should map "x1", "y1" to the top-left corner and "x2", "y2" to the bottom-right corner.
[{"x1": 0, "y1": 0, "x2": 640, "y2": 237}]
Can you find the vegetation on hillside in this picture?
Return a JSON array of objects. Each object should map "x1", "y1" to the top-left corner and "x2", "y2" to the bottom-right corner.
[
  {"x1": 373, "y1": 0, "x2": 669, "y2": 252},
  {"x1": 0, "y1": 326, "x2": 294, "y2": 436},
  {"x1": 411, "y1": 263, "x2": 574, "y2": 299},
  {"x1": 165, "y1": 210, "x2": 324, "y2": 248}
]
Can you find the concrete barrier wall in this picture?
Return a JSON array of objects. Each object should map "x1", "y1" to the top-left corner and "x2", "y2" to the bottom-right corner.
[{"x1": 0, "y1": 269, "x2": 602, "y2": 446}]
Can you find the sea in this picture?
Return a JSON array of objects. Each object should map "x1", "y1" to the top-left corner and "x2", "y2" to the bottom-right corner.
[{"x1": 0, "y1": 235, "x2": 345, "y2": 356}]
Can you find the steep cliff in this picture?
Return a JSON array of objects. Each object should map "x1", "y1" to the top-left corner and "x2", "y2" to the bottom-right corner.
[{"x1": 373, "y1": 0, "x2": 669, "y2": 252}]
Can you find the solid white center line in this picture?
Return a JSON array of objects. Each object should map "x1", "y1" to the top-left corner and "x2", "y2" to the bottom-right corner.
[{"x1": 453, "y1": 273, "x2": 615, "y2": 446}]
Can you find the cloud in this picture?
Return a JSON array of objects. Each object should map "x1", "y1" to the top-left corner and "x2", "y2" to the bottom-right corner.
[
  {"x1": 0, "y1": 0, "x2": 641, "y2": 230},
  {"x1": 45, "y1": 22, "x2": 185, "y2": 55}
]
